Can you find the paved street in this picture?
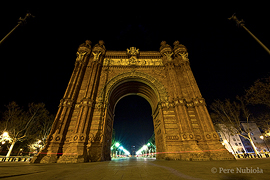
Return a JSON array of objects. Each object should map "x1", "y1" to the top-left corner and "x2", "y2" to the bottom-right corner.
[{"x1": 0, "y1": 157, "x2": 269, "y2": 180}]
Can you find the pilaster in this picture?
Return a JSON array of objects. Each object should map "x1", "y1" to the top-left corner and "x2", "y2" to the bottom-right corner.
[
  {"x1": 57, "y1": 40, "x2": 106, "y2": 163},
  {"x1": 31, "y1": 40, "x2": 92, "y2": 163}
]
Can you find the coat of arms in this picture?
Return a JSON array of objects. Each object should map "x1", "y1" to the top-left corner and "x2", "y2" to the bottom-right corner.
[{"x1": 127, "y1": 47, "x2": 139, "y2": 56}]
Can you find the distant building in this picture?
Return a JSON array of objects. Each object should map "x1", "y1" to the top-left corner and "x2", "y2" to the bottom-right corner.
[
  {"x1": 131, "y1": 146, "x2": 136, "y2": 156},
  {"x1": 216, "y1": 123, "x2": 270, "y2": 154},
  {"x1": 216, "y1": 124, "x2": 246, "y2": 154},
  {"x1": 241, "y1": 123, "x2": 270, "y2": 153}
]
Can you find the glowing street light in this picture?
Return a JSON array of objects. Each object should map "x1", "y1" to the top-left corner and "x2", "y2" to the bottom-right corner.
[
  {"x1": 0, "y1": 131, "x2": 12, "y2": 144},
  {"x1": 115, "y1": 142, "x2": 120, "y2": 147},
  {"x1": 136, "y1": 145, "x2": 149, "y2": 157},
  {"x1": 142, "y1": 145, "x2": 147, "y2": 150},
  {"x1": 3, "y1": 132, "x2": 9, "y2": 137},
  {"x1": 222, "y1": 140, "x2": 228, "y2": 146},
  {"x1": 110, "y1": 142, "x2": 130, "y2": 158}
]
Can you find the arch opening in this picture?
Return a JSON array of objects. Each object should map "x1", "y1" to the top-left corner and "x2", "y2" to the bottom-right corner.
[
  {"x1": 108, "y1": 80, "x2": 159, "y2": 114},
  {"x1": 107, "y1": 80, "x2": 159, "y2": 158},
  {"x1": 113, "y1": 95, "x2": 154, "y2": 157}
]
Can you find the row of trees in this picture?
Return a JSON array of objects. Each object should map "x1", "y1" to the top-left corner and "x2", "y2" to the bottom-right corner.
[
  {"x1": 210, "y1": 76, "x2": 270, "y2": 155},
  {"x1": 0, "y1": 102, "x2": 54, "y2": 157}
]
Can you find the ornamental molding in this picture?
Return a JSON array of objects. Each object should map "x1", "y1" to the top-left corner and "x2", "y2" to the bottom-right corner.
[
  {"x1": 97, "y1": 71, "x2": 168, "y2": 104},
  {"x1": 103, "y1": 58, "x2": 163, "y2": 66}
]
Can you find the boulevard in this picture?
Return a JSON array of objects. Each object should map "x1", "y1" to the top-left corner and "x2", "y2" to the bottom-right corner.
[{"x1": 0, "y1": 157, "x2": 269, "y2": 180}]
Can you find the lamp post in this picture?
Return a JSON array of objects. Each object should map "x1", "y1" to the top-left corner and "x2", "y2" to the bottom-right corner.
[
  {"x1": 142, "y1": 145, "x2": 147, "y2": 157},
  {"x1": 260, "y1": 135, "x2": 270, "y2": 152},
  {"x1": 0, "y1": 131, "x2": 12, "y2": 145},
  {"x1": 228, "y1": 13, "x2": 270, "y2": 55},
  {"x1": 0, "y1": 12, "x2": 35, "y2": 46}
]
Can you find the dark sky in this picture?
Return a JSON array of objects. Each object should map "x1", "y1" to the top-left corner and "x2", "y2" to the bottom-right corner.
[
  {"x1": 1, "y1": 3, "x2": 269, "y2": 152},
  {"x1": 114, "y1": 95, "x2": 153, "y2": 151}
]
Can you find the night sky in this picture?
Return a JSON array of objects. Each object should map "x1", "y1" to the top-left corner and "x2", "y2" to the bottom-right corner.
[{"x1": 1, "y1": 3, "x2": 269, "y2": 152}]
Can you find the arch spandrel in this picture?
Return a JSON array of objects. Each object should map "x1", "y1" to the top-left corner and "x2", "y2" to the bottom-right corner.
[{"x1": 97, "y1": 71, "x2": 169, "y2": 108}]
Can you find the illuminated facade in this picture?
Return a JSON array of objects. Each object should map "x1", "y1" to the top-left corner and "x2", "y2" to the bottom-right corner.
[
  {"x1": 217, "y1": 123, "x2": 270, "y2": 155},
  {"x1": 32, "y1": 40, "x2": 234, "y2": 163}
]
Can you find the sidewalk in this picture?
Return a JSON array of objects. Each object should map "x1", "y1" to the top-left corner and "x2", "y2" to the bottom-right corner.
[{"x1": 0, "y1": 157, "x2": 269, "y2": 180}]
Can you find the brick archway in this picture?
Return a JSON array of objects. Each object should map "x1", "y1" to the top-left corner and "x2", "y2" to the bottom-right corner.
[
  {"x1": 31, "y1": 40, "x2": 235, "y2": 163},
  {"x1": 98, "y1": 71, "x2": 168, "y2": 110},
  {"x1": 101, "y1": 77, "x2": 165, "y2": 160}
]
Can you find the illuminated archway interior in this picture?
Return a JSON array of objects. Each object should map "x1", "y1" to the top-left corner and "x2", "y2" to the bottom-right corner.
[{"x1": 108, "y1": 80, "x2": 158, "y2": 155}]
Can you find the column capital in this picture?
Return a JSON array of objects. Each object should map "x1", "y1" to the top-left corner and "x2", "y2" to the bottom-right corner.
[
  {"x1": 59, "y1": 98, "x2": 74, "y2": 107},
  {"x1": 80, "y1": 98, "x2": 95, "y2": 107},
  {"x1": 193, "y1": 97, "x2": 206, "y2": 106},
  {"x1": 76, "y1": 40, "x2": 92, "y2": 63},
  {"x1": 77, "y1": 40, "x2": 92, "y2": 53},
  {"x1": 92, "y1": 40, "x2": 106, "y2": 55}
]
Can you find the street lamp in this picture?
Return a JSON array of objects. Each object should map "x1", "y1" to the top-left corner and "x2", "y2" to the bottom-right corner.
[
  {"x1": 142, "y1": 145, "x2": 147, "y2": 157},
  {"x1": 0, "y1": 12, "x2": 35, "y2": 46},
  {"x1": 115, "y1": 142, "x2": 120, "y2": 147},
  {"x1": 3, "y1": 132, "x2": 9, "y2": 137},
  {"x1": 1, "y1": 131, "x2": 12, "y2": 143},
  {"x1": 260, "y1": 135, "x2": 270, "y2": 152},
  {"x1": 228, "y1": 13, "x2": 270, "y2": 55},
  {"x1": 111, "y1": 142, "x2": 119, "y2": 158},
  {"x1": 143, "y1": 145, "x2": 147, "y2": 150}
]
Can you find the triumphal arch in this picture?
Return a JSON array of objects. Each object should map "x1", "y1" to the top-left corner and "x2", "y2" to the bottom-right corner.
[{"x1": 32, "y1": 40, "x2": 234, "y2": 163}]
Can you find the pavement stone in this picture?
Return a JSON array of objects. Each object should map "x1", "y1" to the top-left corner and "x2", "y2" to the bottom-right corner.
[{"x1": 0, "y1": 157, "x2": 269, "y2": 180}]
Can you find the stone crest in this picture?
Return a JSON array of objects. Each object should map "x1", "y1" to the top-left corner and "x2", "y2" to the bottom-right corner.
[{"x1": 127, "y1": 47, "x2": 139, "y2": 56}]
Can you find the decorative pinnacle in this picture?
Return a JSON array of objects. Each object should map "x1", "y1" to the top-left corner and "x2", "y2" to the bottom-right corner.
[
  {"x1": 160, "y1": 41, "x2": 167, "y2": 46},
  {"x1": 228, "y1": 13, "x2": 245, "y2": 27},
  {"x1": 99, "y1": 40, "x2": 105, "y2": 46}
]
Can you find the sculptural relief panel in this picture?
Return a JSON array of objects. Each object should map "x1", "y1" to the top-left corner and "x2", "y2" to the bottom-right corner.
[{"x1": 103, "y1": 58, "x2": 163, "y2": 66}]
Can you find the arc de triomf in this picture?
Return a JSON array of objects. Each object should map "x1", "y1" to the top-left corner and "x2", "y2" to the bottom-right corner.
[{"x1": 32, "y1": 40, "x2": 234, "y2": 163}]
